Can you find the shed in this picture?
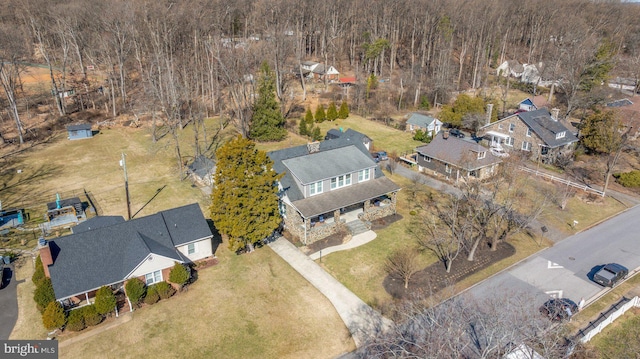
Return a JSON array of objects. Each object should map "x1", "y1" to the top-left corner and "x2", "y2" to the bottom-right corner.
[
  {"x1": 66, "y1": 124, "x2": 93, "y2": 140},
  {"x1": 188, "y1": 156, "x2": 216, "y2": 186}
]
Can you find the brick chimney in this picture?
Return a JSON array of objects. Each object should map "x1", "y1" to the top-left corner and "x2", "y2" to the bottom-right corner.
[
  {"x1": 443, "y1": 130, "x2": 450, "y2": 140},
  {"x1": 550, "y1": 108, "x2": 560, "y2": 121},
  {"x1": 486, "y1": 103, "x2": 494, "y2": 125},
  {"x1": 38, "y1": 238, "x2": 53, "y2": 278}
]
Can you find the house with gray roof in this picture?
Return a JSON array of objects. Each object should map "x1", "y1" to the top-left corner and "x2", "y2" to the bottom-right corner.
[
  {"x1": 268, "y1": 131, "x2": 400, "y2": 244},
  {"x1": 477, "y1": 108, "x2": 578, "y2": 163},
  {"x1": 66, "y1": 123, "x2": 93, "y2": 140},
  {"x1": 406, "y1": 113, "x2": 443, "y2": 135},
  {"x1": 38, "y1": 203, "x2": 216, "y2": 307},
  {"x1": 415, "y1": 132, "x2": 501, "y2": 182}
]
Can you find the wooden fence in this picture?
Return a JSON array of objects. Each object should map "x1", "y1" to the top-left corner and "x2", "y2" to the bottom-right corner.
[{"x1": 518, "y1": 166, "x2": 605, "y2": 197}]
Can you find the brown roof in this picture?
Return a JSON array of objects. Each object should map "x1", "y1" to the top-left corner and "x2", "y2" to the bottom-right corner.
[
  {"x1": 416, "y1": 133, "x2": 502, "y2": 170},
  {"x1": 291, "y1": 177, "x2": 400, "y2": 218}
]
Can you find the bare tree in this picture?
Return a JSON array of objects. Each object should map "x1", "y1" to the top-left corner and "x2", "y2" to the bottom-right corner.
[{"x1": 384, "y1": 248, "x2": 421, "y2": 289}]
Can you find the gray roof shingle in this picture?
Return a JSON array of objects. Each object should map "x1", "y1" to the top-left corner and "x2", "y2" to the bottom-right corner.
[
  {"x1": 517, "y1": 109, "x2": 579, "y2": 148},
  {"x1": 416, "y1": 133, "x2": 502, "y2": 170},
  {"x1": 66, "y1": 123, "x2": 92, "y2": 131},
  {"x1": 282, "y1": 146, "x2": 375, "y2": 184},
  {"x1": 72, "y1": 216, "x2": 125, "y2": 234},
  {"x1": 47, "y1": 203, "x2": 212, "y2": 300},
  {"x1": 407, "y1": 113, "x2": 437, "y2": 128}
]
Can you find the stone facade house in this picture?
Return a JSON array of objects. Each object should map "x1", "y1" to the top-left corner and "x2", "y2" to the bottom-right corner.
[
  {"x1": 268, "y1": 131, "x2": 400, "y2": 244},
  {"x1": 415, "y1": 132, "x2": 501, "y2": 182},
  {"x1": 477, "y1": 108, "x2": 578, "y2": 163}
]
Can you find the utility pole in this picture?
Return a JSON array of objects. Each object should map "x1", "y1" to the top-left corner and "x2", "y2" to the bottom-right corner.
[{"x1": 120, "y1": 153, "x2": 132, "y2": 220}]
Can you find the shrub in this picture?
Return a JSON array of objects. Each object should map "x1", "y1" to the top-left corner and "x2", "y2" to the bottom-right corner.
[
  {"x1": 34, "y1": 278, "x2": 55, "y2": 313},
  {"x1": 169, "y1": 262, "x2": 190, "y2": 287},
  {"x1": 315, "y1": 105, "x2": 326, "y2": 123},
  {"x1": 66, "y1": 309, "x2": 86, "y2": 332},
  {"x1": 81, "y1": 305, "x2": 102, "y2": 327},
  {"x1": 298, "y1": 117, "x2": 308, "y2": 136},
  {"x1": 32, "y1": 255, "x2": 46, "y2": 286},
  {"x1": 94, "y1": 286, "x2": 117, "y2": 316},
  {"x1": 144, "y1": 285, "x2": 160, "y2": 305},
  {"x1": 413, "y1": 129, "x2": 432, "y2": 143},
  {"x1": 125, "y1": 278, "x2": 146, "y2": 305},
  {"x1": 338, "y1": 101, "x2": 349, "y2": 119},
  {"x1": 42, "y1": 301, "x2": 65, "y2": 330},
  {"x1": 305, "y1": 107, "x2": 314, "y2": 123},
  {"x1": 614, "y1": 171, "x2": 640, "y2": 188},
  {"x1": 154, "y1": 281, "x2": 176, "y2": 300}
]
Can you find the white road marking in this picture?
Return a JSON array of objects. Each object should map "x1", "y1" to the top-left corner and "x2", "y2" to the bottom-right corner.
[
  {"x1": 547, "y1": 261, "x2": 564, "y2": 269},
  {"x1": 545, "y1": 290, "x2": 563, "y2": 298}
]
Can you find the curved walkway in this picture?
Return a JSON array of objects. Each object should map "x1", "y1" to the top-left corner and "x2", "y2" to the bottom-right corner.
[
  {"x1": 308, "y1": 231, "x2": 377, "y2": 260},
  {"x1": 268, "y1": 237, "x2": 391, "y2": 347}
]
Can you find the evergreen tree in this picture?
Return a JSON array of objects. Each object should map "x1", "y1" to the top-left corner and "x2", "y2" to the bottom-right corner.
[
  {"x1": 326, "y1": 102, "x2": 338, "y2": 121},
  {"x1": 311, "y1": 126, "x2": 322, "y2": 141},
  {"x1": 125, "y1": 278, "x2": 146, "y2": 306},
  {"x1": 299, "y1": 117, "x2": 308, "y2": 136},
  {"x1": 249, "y1": 62, "x2": 287, "y2": 141},
  {"x1": 33, "y1": 278, "x2": 55, "y2": 313},
  {"x1": 94, "y1": 286, "x2": 117, "y2": 316},
  {"x1": 315, "y1": 105, "x2": 326, "y2": 123},
  {"x1": 338, "y1": 101, "x2": 349, "y2": 119},
  {"x1": 305, "y1": 107, "x2": 314, "y2": 123},
  {"x1": 42, "y1": 301, "x2": 65, "y2": 330},
  {"x1": 210, "y1": 136, "x2": 283, "y2": 252}
]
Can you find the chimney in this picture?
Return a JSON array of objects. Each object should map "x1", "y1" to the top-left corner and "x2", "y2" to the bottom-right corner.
[
  {"x1": 307, "y1": 141, "x2": 320, "y2": 153},
  {"x1": 486, "y1": 104, "x2": 494, "y2": 125},
  {"x1": 443, "y1": 130, "x2": 450, "y2": 140},
  {"x1": 38, "y1": 238, "x2": 53, "y2": 278},
  {"x1": 550, "y1": 108, "x2": 559, "y2": 121}
]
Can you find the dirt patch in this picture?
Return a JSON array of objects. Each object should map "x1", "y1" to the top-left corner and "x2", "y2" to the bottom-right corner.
[
  {"x1": 370, "y1": 213, "x2": 403, "y2": 231},
  {"x1": 383, "y1": 242, "x2": 516, "y2": 300},
  {"x1": 302, "y1": 232, "x2": 345, "y2": 254}
]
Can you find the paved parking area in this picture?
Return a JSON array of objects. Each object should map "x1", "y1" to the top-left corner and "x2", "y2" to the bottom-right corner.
[{"x1": 0, "y1": 264, "x2": 20, "y2": 340}]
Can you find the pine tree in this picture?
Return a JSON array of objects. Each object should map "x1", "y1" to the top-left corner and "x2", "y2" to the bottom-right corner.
[
  {"x1": 315, "y1": 105, "x2": 326, "y2": 123},
  {"x1": 210, "y1": 136, "x2": 283, "y2": 252},
  {"x1": 311, "y1": 126, "x2": 323, "y2": 141},
  {"x1": 338, "y1": 101, "x2": 349, "y2": 119},
  {"x1": 299, "y1": 117, "x2": 308, "y2": 136},
  {"x1": 249, "y1": 62, "x2": 287, "y2": 141},
  {"x1": 42, "y1": 301, "x2": 65, "y2": 330},
  {"x1": 169, "y1": 262, "x2": 190, "y2": 287},
  {"x1": 305, "y1": 107, "x2": 314, "y2": 123},
  {"x1": 327, "y1": 102, "x2": 338, "y2": 121}
]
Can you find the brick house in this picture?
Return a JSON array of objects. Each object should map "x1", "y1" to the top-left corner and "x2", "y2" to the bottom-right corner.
[
  {"x1": 268, "y1": 131, "x2": 400, "y2": 244},
  {"x1": 39, "y1": 203, "x2": 216, "y2": 309},
  {"x1": 477, "y1": 108, "x2": 578, "y2": 163},
  {"x1": 415, "y1": 132, "x2": 502, "y2": 182}
]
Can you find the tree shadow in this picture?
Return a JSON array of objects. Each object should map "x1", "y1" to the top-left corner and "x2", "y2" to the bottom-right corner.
[
  {"x1": 0, "y1": 266, "x2": 12, "y2": 289},
  {"x1": 205, "y1": 219, "x2": 222, "y2": 255}
]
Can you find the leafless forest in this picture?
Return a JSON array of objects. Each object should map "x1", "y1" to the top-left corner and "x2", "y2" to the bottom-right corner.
[{"x1": 1, "y1": 0, "x2": 639, "y2": 144}]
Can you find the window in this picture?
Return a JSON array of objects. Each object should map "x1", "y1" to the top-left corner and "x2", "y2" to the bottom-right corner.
[
  {"x1": 188, "y1": 243, "x2": 196, "y2": 255},
  {"x1": 330, "y1": 174, "x2": 352, "y2": 189},
  {"x1": 358, "y1": 169, "x2": 370, "y2": 182},
  {"x1": 445, "y1": 164, "x2": 452, "y2": 174},
  {"x1": 555, "y1": 131, "x2": 566, "y2": 139},
  {"x1": 498, "y1": 123, "x2": 504, "y2": 130},
  {"x1": 424, "y1": 155, "x2": 431, "y2": 162},
  {"x1": 309, "y1": 181, "x2": 323, "y2": 196},
  {"x1": 505, "y1": 137, "x2": 514, "y2": 146},
  {"x1": 145, "y1": 270, "x2": 162, "y2": 285},
  {"x1": 521, "y1": 141, "x2": 532, "y2": 151},
  {"x1": 526, "y1": 127, "x2": 532, "y2": 137},
  {"x1": 509, "y1": 123, "x2": 516, "y2": 132},
  {"x1": 477, "y1": 151, "x2": 486, "y2": 159}
]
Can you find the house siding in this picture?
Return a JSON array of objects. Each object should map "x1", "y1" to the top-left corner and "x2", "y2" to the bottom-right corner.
[
  {"x1": 129, "y1": 254, "x2": 179, "y2": 278},
  {"x1": 68, "y1": 129, "x2": 92, "y2": 140},
  {"x1": 302, "y1": 167, "x2": 374, "y2": 198},
  {"x1": 176, "y1": 238, "x2": 213, "y2": 262},
  {"x1": 416, "y1": 154, "x2": 496, "y2": 181}
]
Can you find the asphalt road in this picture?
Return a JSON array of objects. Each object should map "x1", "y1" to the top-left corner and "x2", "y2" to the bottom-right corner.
[
  {"x1": 467, "y1": 204, "x2": 640, "y2": 306},
  {"x1": 0, "y1": 264, "x2": 20, "y2": 340}
]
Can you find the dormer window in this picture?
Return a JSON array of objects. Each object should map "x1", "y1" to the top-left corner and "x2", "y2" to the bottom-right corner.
[
  {"x1": 330, "y1": 174, "x2": 352, "y2": 189},
  {"x1": 477, "y1": 151, "x2": 486, "y2": 159},
  {"x1": 309, "y1": 181, "x2": 323, "y2": 196},
  {"x1": 358, "y1": 169, "x2": 370, "y2": 182},
  {"x1": 555, "y1": 131, "x2": 566, "y2": 139}
]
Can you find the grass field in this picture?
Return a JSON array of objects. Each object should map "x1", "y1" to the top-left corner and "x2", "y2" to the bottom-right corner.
[{"x1": 4, "y1": 119, "x2": 354, "y2": 358}]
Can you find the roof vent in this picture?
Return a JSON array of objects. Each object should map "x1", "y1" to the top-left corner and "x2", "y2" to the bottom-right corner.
[{"x1": 307, "y1": 141, "x2": 320, "y2": 153}]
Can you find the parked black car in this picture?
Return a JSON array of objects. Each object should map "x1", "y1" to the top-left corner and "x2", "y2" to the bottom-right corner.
[
  {"x1": 372, "y1": 151, "x2": 388, "y2": 162},
  {"x1": 593, "y1": 263, "x2": 628, "y2": 287},
  {"x1": 540, "y1": 298, "x2": 578, "y2": 322},
  {"x1": 449, "y1": 129, "x2": 465, "y2": 138}
]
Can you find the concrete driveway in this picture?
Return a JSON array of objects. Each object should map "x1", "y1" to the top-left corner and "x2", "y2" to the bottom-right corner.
[{"x1": 0, "y1": 263, "x2": 20, "y2": 340}]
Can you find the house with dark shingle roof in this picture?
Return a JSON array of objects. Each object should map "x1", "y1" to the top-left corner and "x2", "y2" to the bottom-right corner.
[
  {"x1": 415, "y1": 132, "x2": 502, "y2": 182},
  {"x1": 406, "y1": 113, "x2": 443, "y2": 135},
  {"x1": 477, "y1": 108, "x2": 578, "y2": 163},
  {"x1": 38, "y1": 203, "x2": 215, "y2": 307},
  {"x1": 268, "y1": 130, "x2": 400, "y2": 244}
]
